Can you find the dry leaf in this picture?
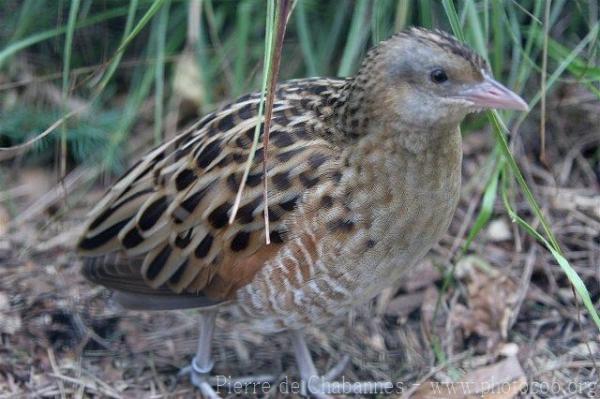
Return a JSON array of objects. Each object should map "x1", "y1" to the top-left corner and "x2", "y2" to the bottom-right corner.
[
  {"x1": 173, "y1": 52, "x2": 205, "y2": 108},
  {"x1": 412, "y1": 356, "x2": 526, "y2": 399},
  {"x1": 420, "y1": 285, "x2": 441, "y2": 342},
  {"x1": 452, "y1": 256, "x2": 518, "y2": 349}
]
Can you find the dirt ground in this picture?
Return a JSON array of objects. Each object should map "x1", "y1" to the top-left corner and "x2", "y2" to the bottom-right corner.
[{"x1": 0, "y1": 83, "x2": 598, "y2": 398}]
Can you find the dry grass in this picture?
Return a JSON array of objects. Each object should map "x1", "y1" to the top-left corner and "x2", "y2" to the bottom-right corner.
[{"x1": 0, "y1": 83, "x2": 598, "y2": 398}]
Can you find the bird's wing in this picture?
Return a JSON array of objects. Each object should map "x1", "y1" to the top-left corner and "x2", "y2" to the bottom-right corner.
[{"x1": 78, "y1": 79, "x2": 343, "y2": 303}]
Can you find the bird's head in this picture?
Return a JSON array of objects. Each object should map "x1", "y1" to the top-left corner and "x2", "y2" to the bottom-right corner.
[{"x1": 344, "y1": 28, "x2": 528, "y2": 135}]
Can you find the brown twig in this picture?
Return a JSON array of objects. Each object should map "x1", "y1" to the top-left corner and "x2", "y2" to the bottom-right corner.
[{"x1": 508, "y1": 247, "x2": 536, "y2": 330}]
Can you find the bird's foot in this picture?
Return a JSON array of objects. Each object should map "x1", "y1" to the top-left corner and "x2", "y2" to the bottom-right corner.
[
  {"x1": 298, "y1": 356, "x2": 396, "y2": 398},
  {"x1": 179, "y1": 361, "x2": 278, "y2": 397},
  {"x1": 323, "y1": 354, "x2": 350, "y2": 381},
  {"x1": 306, "y1": 379, "x2": 397, "y2": 398},
  {"x1": 299, "y1": 355, "x2": 350, "y2": 399},
  {"x1": 178, "y1": 358, "x2": 220, "y2": 399}
]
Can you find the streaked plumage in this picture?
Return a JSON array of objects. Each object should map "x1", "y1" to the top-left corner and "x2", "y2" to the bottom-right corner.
[
  {"x1": 77, "y1": 28, "x2": 527, "y2": 397},
  {"x1": 80, "y1": 77, "x2": 346, "y2": 311}
]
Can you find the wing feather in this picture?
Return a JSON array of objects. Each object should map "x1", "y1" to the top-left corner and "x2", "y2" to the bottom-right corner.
[{"x1": 78, "y1": 79, "x2": 346, "y2": 304}]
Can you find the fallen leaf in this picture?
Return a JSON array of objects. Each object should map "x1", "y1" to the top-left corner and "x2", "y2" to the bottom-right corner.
[
  {"x1": 412, "y1": 356, "x2": 526, "y2": 399},
  {"x1": 451, "y1": 256, "x2": 519, "y2": 350},
  {"x1": 173, "y1": 52, "x2": 205, "y2": 108}
]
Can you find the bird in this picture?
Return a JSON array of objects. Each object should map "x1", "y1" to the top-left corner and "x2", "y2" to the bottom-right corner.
[{"x1": 77, "y1": 27, "x2": 528, "y2": 398}]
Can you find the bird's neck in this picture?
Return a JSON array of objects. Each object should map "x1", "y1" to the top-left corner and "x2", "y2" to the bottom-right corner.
[
  {"x1": 333, "y1": 77, "x2": 371, "y2": 140},
  {"x1": 345, "y1": 122, "x2": 463, "y2": 190},
  {"x1": 333, "y1": 76, "x2": 459, "y2": 154}
]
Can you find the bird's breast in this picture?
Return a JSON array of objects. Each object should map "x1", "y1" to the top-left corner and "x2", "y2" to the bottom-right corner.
[
  {"x1": 325, "y1": 127, "x2": 463, "y2": 296},
  {"x1": 236, "y1": 128, "x2": 463, "y2": 332}
]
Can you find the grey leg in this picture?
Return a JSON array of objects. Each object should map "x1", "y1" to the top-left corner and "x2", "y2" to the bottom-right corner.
[
  {"x1": 290, "y1": 330, "x2": 393, "y2": 397},
  {"x1": 179, "y1": 309, "x2": 220, "y2": 399},
  {"x1": 290, "y1": 330, "x2": 350, "y2": 399}
]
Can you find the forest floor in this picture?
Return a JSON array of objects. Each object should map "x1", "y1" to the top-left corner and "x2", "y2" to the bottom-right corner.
[{"x1": 0, "y1": 82, "x2": 598, "y2": 398}]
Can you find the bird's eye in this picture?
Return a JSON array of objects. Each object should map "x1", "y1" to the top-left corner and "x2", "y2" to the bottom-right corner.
[{"x1": 430, "y1": 68, "x2": 448, "y2": 84}]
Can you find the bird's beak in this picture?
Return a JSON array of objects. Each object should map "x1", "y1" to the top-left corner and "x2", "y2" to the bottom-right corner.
[{"x1": 457, "y1": 73, "x2": 529, "y2": 112}]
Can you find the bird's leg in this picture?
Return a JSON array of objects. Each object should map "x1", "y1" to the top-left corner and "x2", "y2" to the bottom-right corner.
[
  {"x1": 290, "y1": 329, "x2": 350, "y2": 399},
  {"x1": 290, "y1": 330, "x2": 396, "y2": 397},
  {"x1": 178, "y1": 309, "x2": 220, "y2": 399}
]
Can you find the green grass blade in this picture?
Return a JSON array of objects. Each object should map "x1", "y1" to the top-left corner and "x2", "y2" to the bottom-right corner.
[
  {"x1": 490, "y1": 0, "x2": 505, "y2": 75},
  {"x1": 513, "y1": 0, "x2": 544, "y2": 92},
  {"x1": 546, "y1": 37, "x2": 600, "y2": 78},
  {"x1": 230, "y1": 0, "x2": 276, "y2": 224},
  {"x1": 96, "y1": 0, "x2": 139, "y2": 93},
  {"x1": 192, "y1": 0, "x2": 215, "y2": 109},
  {"x1": 394, "y1": 0, "x2": 410, "y2": 31},
  {"x1": 492, "y1": 112, "x2": 600, "y2": 333},
  {"x1": 204, "y1": 0, "x2": 235, "y2": 91},
  {"x1": 488, "y1": 112, "x2": 558, "y2": 249},
  {"x1": 9, "y1": 0, "x2": 42, "y2": 42},
  {"x1": 482, "y1": 0, "x2": 489, "y2": 41},
  {"x1": 233, "y1": 0, "x2": 253, "y2": 95},
  {"x1": 418, "y1": 0, "x2": 433, "y2": 28},
  {"x1": 441, "y1": 0, "x2": 463, "y2": 41},
  {"x1": 153, "y1": 0, "x2": 170, "y2": 144},
  {"x1": 101, "y1": 13, "x2": 185, "y2": 169},
  {"x1": 516, "y1": 22, "x2": 599, "y2": 124},
  {"x1": 114, "y1": 0, "x2": 168, "y2": 56},
  {"x1": 443, "y1": 5, "x2": 600, "y2": 334},
  {"x1": 260, "y1": 0, "x2": 293, "y2": 243},
  {"x1": 500, "y1": 173, "x2": 600, "y2": 331},
  {"x1": 548, "y1": 248, "x2": 600, "y2": 330},
  {"x1": 295, "y1": 0, "x2": 318, "y2": 77},
  {"x1": 0, "y1": 6, "x2": 131, "y2": 69},
  {"x1": 319, "y1": 4, "x2": 350, "y2": 73},
  {"x1": 462, "y1": 149, "x2": 502, "y2": 253},
  {"x1": 61, "y1": 0, "x2": 81, "y2": 178},
  {"x1": 337, "y1": 0, "x2": 371, "y2": 77},
  {"x1": 371, "y1": 0, "x2": 394, "y2": 44},
  {"x1": 462, "y1": 0, "x2": 489, "y2": 63}
]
